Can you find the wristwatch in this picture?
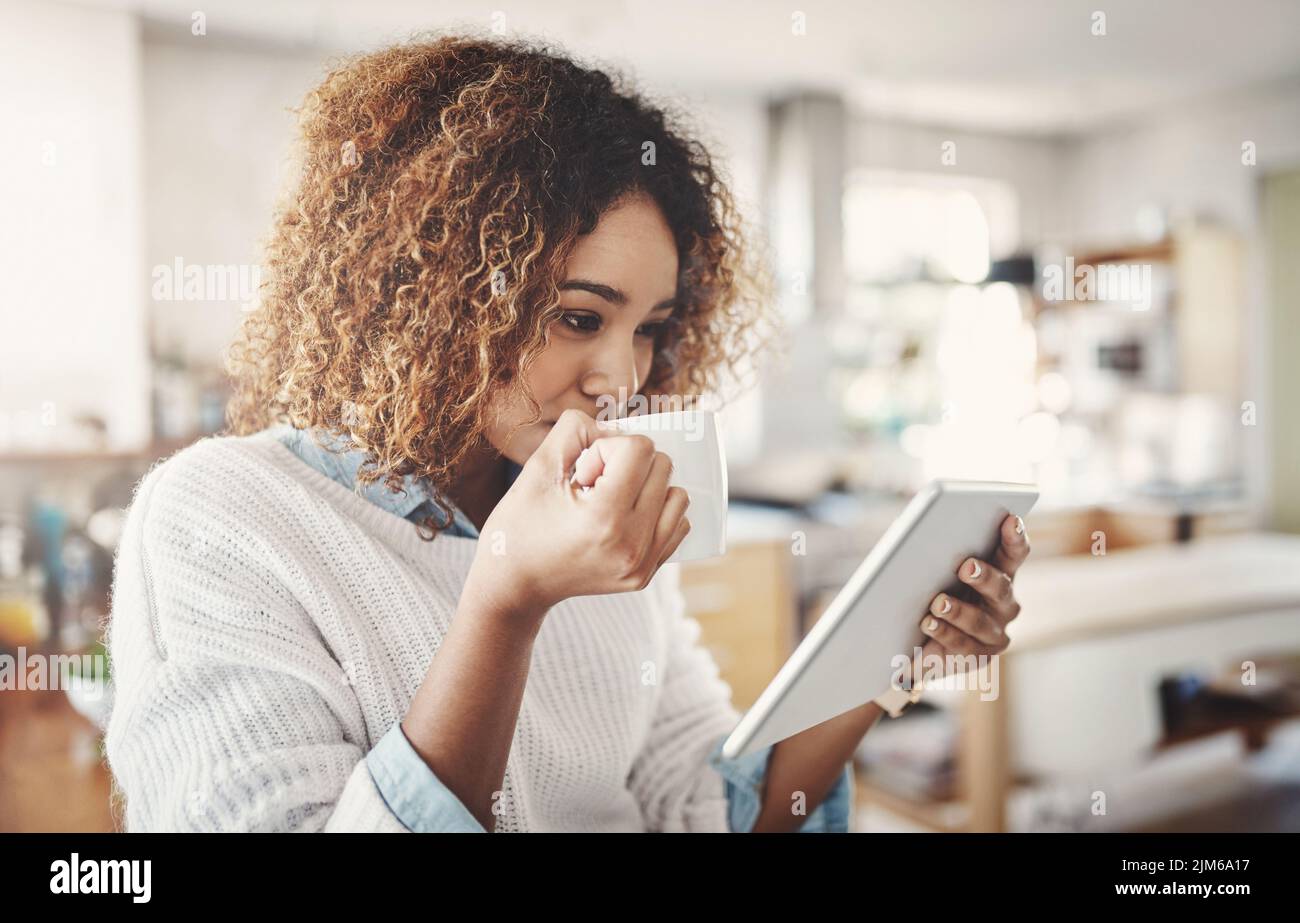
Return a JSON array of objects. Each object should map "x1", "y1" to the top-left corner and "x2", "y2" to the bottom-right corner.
[{"x1": 872, "y1": 685, "x2": 923, "y2": 718}]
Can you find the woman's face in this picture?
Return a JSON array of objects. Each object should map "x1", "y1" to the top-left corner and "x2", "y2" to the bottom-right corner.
[{"x1": 485, "y1": 193, "x2": 680, "y2": 465}]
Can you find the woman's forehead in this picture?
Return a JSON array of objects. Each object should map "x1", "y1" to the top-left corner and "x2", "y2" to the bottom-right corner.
[{"x1": 563, "y1": 198, "x2": 679, "y2": 294}]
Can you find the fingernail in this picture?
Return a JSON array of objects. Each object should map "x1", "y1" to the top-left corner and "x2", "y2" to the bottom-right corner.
[
  {"x1": 1015, "y1": 516, "x2": 1025, "y2": 536},
  {"x1": 935, "y1": 595, "x2": 951, "y2": 615},
  {"x1": 967, "y1": 559, "x2": 982, "y2": 579},
  {"x1": 925, "y1": 617, "x2": 939, "y2": 632}
]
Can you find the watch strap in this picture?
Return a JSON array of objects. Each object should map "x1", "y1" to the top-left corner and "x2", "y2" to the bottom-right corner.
[{"x1": 872, "y1": 684, "x2": 923, "y2": 718}]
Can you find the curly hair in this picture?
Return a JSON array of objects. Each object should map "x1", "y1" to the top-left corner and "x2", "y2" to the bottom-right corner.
[{"x1": 225, "y1": 32, "x2": 781, "y2": 538}]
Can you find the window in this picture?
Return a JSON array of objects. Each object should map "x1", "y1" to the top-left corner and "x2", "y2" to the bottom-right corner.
[{"x1": 834, "y1": 171, "x2": 1038, "y2": 486}]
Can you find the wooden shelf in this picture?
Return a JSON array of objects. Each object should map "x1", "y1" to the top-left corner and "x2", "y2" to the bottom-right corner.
[{"x1": 1072, "y1": 239, "x2": 1175, "y2": 265}]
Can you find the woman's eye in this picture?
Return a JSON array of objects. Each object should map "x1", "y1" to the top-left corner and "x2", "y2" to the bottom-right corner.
[{"x1": 560, "y1": 312, "x2": 601, "y2": 333}]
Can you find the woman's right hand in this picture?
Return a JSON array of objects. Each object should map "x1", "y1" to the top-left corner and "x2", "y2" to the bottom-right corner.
[{"x1": 467, "y1": 409, "x2": 691, "y2": 618}]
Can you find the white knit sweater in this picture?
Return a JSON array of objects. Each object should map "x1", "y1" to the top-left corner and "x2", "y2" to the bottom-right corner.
[{"x1": 105, "y1": 429, "x2": 742, "y2": 832}]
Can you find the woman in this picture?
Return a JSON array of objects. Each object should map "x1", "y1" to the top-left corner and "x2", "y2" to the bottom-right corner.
[{"x1": 105, "y1": 34, "x2": 1030, "y2": 833}]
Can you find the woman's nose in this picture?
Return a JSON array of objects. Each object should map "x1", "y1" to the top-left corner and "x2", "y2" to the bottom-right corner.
[{"x1": 580, "y1": 342, "x2": 642, "y2": 411}]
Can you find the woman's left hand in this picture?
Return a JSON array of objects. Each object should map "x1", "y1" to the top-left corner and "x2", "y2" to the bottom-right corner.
[{"x1": 915, "y1": 513, "x2": 1031, "y2": 678}]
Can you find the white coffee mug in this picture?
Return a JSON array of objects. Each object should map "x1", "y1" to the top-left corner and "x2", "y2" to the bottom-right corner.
[{"x1": 606, "y1": 409, "x2": 728, "y2": 563}]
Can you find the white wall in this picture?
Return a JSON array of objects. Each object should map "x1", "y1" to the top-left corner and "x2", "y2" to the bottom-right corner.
[
  {"x1": 0, "y1": 0, "x2": 149, "y2": 452},
  {"x1": 848, "y1": 114, "x2": 1070, "y2": 252},
  {"x1": 142, "y1": 31, "x2": 325, "y2": 369},
  {"x1": 1058, "y1": 78, "x2": 1300, "y2": 243}
]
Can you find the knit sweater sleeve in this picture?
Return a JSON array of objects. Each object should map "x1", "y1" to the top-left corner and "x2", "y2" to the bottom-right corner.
[
  {"x1": 626, "y1": 562, "x2": 745, "y2": 832},
  {"x1": 104, "y1": 444, "x2": 408, "y2": 833}
]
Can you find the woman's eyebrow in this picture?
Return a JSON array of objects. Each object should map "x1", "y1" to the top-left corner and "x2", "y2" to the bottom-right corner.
[{"x1": 560, "y1": 278, "x2": 677, "y2": 311}]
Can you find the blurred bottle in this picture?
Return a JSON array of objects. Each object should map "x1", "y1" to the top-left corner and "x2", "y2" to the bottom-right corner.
[
  {"x1": 0, "y1": 516, "x2": 49, "y2": 650},
  {"x1": 60, "y1": 532, "x2": 98, "y2": 649},
  {"x1": 152, "y1": 338, "x2": 199, "y2": 440},
  {"x1": 28, "y1": 499, "x2": 67, "y2": 646}
]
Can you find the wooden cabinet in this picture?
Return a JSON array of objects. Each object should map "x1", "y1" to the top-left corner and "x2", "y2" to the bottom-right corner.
[{"x1": 679, "y1": 540, "x2": 799, "y2": 711}]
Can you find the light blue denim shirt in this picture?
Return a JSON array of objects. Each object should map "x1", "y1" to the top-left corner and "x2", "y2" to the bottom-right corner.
[{"x1": 268, "y1": 422, "x2": 852, "y2": 832}]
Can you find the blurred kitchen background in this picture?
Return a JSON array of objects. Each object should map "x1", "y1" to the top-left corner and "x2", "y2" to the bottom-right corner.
[{"x1": 2, "y1": 0, "x2": 1299, "y2": 832}]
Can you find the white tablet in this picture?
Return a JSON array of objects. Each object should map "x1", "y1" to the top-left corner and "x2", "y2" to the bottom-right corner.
[{"x1": 720, "y1": 479, "x2": 1039, "y2": 759}]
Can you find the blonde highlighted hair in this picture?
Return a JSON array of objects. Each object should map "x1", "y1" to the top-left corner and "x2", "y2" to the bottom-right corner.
[{"x1": 226, "y1": 33, "x2": 779, "y2": 537}]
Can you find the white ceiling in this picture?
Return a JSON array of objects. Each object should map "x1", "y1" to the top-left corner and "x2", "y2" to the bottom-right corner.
[{"x1": 80, "y1": 0, "x2": 1300, "y2": 135}]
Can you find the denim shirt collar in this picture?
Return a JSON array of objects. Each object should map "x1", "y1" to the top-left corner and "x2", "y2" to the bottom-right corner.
[{"x1": 267, "y1": 423, "x2": 520, "y2": 536}]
